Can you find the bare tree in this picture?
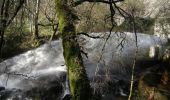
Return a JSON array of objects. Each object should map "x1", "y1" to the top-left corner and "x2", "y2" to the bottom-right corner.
[{"x1": 0, "y1": 0, "x2": 25, "y2": 57}]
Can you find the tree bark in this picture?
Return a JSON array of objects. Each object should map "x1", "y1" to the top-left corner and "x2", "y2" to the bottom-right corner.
[
  {"x1": 0, "y1": 29, "x2": 5, "y2": 57},
  {"x1": 0, "y1": 0, "x2": 9, "y2": 57},
  {"x1": 55, "y1": 0, "x2": 91, "y2": 100},
  {"x1": 34, "y1": 0, "x2": 40, "y2": 39}
]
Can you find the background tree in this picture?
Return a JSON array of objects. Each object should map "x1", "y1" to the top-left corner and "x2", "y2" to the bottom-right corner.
[
  {"x1": 0, "y1": 0, "x2": 25, "y2": 58},
  {"x1": 34, "y1": 0, "x2": 40, "y2": 39}
]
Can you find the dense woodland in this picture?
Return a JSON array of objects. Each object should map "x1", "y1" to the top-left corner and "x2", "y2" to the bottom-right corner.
[{"x1": 0, "y1": 0, "x2": 170, "y2": 100}]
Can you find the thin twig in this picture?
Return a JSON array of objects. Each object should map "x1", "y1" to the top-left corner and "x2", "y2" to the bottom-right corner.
[{"x1": 128, "y1": 9, "x2": 138, "y2": 100}]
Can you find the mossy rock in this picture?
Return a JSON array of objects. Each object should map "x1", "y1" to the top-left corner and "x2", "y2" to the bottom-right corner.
[{"x1": 24, "y1": 80, "x2": 63, "y2": 100}]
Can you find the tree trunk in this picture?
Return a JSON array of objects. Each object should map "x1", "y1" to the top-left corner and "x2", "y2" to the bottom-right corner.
[
  {"x1": 0, "y1": 0, "x2": 24, "y2": 58},
  {"x1": 55, "y1": 0, "x2": 91, "y2": 100},
  {"x1": 0, "y1": 0, "x2": 8, "y2": 57},
  {"x1": 34, "y1": 0, "x2": 40, "y2": 39},
  {"x1": 0, "y1": 29, "x2": 5, "y2": 57}
]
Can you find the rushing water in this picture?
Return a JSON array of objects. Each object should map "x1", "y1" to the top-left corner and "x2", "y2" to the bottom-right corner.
[{"x1": 0, "y1": 32, "x2": 168, "y2": 100}]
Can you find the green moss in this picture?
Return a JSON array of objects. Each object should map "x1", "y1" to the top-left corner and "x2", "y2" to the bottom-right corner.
[
  {"x1": 55, "y1": 0, "x2": 92, "y2": 100},
  {"x1": 63, "y1": 39, "x2": 91, "y2": 100}
]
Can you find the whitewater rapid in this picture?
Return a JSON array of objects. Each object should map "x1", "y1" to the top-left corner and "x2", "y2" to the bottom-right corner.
[{"x1": 0, "y1": 32, "x2": 168, "y2": 99}]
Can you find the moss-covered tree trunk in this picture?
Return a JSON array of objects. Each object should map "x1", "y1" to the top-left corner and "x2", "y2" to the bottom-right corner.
[{"x1": 55, "y1": 0, "x2": 91, "y2": 100}]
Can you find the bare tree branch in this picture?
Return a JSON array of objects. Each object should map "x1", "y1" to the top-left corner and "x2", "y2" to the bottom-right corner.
[
  {"x1": 78, "y1": 32, "x2": 103, "y2": 39},
  {"x1": 73, "y1": 0, "x2": 124, "y2": 7}
]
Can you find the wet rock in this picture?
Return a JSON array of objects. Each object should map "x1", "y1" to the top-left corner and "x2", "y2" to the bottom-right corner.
[
  {"x1": 0, "y1": 76, "x2": 64, "y2": 100},
  {"x1": 101, "y1": 94, "x2": 127, "y2": 100},
  {"x1": 62, "y1": 94, "x2": 71, "y2": 100},
  {"x1": 0, "y1": 87, "x2": 5, "y2": 91},
  {"x1": 24, "y1": 79, "x2": 63, "y2": 100},
  {"x1": 0, "y1": 89, "x2": 22, "y2": 100}
]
